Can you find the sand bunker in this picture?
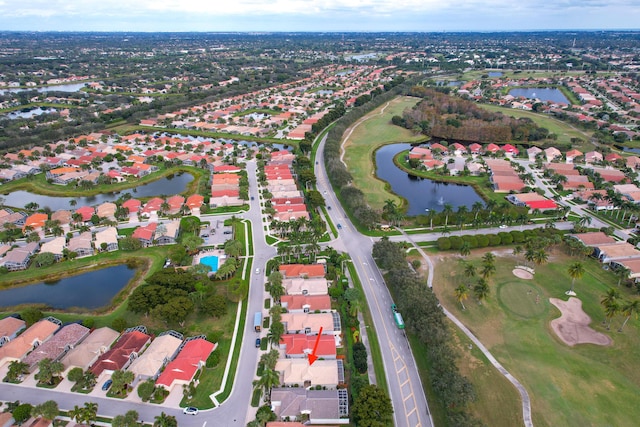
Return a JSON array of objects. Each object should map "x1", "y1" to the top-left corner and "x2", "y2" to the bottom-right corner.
[
  {"x1": 512, "y1": 268, "x2": 534, "y2": 280},
  {"x1": 549, "y1": 297, "x2": 612, "y2": 347}
]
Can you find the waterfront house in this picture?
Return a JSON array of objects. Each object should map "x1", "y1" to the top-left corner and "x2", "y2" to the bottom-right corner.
[
  {"x1": 61, "y1": 327, "x2": 120, "y2": 370},
  {"x1": 0, "y1": 317, "x2": 26, "y2": 348},
  {"x1": 94, "y1": 227, "x2": 119, "y2": 252}
]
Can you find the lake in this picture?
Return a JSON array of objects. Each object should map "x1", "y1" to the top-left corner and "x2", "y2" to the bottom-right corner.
[
  {"x1": 0, "y1": 82, "x2": 87, "y2": 95},
  {"x1": 0, "y1": 264, "x2": 136, "y2": 310},
  {"x1": 375, "y1": 144, "x2": 485, "y2": 216},
  {"x1": 508, "y1": 87, "x2": 569, "y2": 104},
  {"x1": 488, "y1": 71, "x2": 503, "y2": 77},
  {"x1": 5, "y1": 107, "x2": 57, "y2": 120},
  {"x1": 2, "y1": 172, "x2": 194, "y2": 211}
]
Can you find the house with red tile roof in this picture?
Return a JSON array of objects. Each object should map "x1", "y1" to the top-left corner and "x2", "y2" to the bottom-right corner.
[
  {"x1": 565, "y1": 149, "x2": 583, "y2": 164},
  {"x1": 279, "y1": 264, "x2": 326, "y2": 279},
  {"x1": 605, "y1": 152, "x2": 623, "y2": 163},
  {"x1": 155, "y1": 338, "x2": 215, "y2": 391},
  {"x1": 23, "y1": 213, "x2": 48, "y2": 233},
  {"x1": 280, "y1": 295, "x2": 331, "y2": 313},
  {"x1": 279, "y1": 334, "x2": 336, "y2": 359},
  {"x1": 90, "y1": 329, "x2": 151, "y2": 377},
  {"x1": 75, "y1": 206, "x2": 95, "y2": 222},
  {"x1": 408, "y1": 147, "x2": 432, "y2": 160},
  {"x1": 122, "y1": 199, "x2": 141, "y2": 219},
  {"x1": 141, "y1": 197, "x2": 164, "y2": 219},
  {"x1": 429, "y1": 143, "x2": 448, "y2": 153},
  {"x1": 185, "y1": 194, "x2": 204, "y2": 215},
  {"x1": 485, "y1": 143, "x2": 501, "y2": 153},
  {"x1": 166, "y1": 195, "x2": 184, "y2": 215},
  {"x1": 132, "y1": 223, "x2": 157, "y2": 247},
  {"x1": 585, "y1": 151, "x2": 603, "y2": 164}
]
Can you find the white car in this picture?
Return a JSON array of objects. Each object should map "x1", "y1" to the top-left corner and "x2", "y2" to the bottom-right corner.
[
  {"x1": 255, "y1": 268, "x2": 260, "y2": 274},
  {"x1": 183, "y1": 407, "x2": 198, "y2": 416},
  {"x1": 499, "y1": 224, "x2": 508, "y2": 229}
]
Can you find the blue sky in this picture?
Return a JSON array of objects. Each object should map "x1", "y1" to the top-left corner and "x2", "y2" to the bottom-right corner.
[{"x1": 0, "y1": 0, "x2": 638, "y2": 32}]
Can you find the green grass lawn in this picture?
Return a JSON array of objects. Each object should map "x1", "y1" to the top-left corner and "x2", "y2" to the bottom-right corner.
[
  {"x1": 342, "y1": 96, "x2": 426, "y2": 211},
  {"x1": 432, "y1": 249, "x2": 640, "y2": 427},
  {"x1": 477, "y1": 104, "x2": 595, "y2": 152}
]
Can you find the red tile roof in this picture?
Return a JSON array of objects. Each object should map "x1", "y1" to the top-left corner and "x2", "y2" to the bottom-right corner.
[
  {"x1": 279, "y1": 264, "x2": 326, "y2": 278},
  {"x1": 279, "y1": 334, "x2": 336, "y2": 358},
  {"x1": 156, "y1": 338, "x2": 215, "y2": 389},
  {"x1": 90, "y1": 330, "x2": 151, "y2": 376}
]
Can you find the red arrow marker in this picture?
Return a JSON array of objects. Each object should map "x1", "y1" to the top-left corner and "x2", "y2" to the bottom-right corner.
[{"x1": 307, "y1": 327, "x2": 324, "y2": 365}]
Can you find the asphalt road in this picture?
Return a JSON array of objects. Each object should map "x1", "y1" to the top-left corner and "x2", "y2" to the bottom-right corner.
[{"x1": 315, "y1": 134, "x2": 434, "y2": 427}]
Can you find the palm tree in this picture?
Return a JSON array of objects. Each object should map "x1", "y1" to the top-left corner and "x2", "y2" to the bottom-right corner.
[
  {"x1": 454, "y1": 285, "x2": 469, "y2": 310},
  {"x1": 442, "y1": 203, "x2": 454, "y2": 227},
  {"x1": 601, "y1": 288, "x2": 620, "y2": 308},
  {"x1": 615, "y1": 266, "x2": 631, "y2": 287},
  {"x1": 481, "y1": 262, "x2": 496, "y2": 280},
  {"x1": 618, "y1": 300, "x2": 640, "y2": 332},
  {"x1": 472, "y1": 201, "x2": 484, "y2": 222},
  {"x1": 459, "y1": 241, "x2": 471, "y2": 257},
  {"x1": 567, "y1": 261, "x2": 585, "y2": 295},
  {"x1": 482, "y1": 252, "x2": 495, "y2": 266},
  {"x1": 532, "y1": 248, "x2": 548, "y2": 266},
  {"x1": 603, "y1": 300, "x2": 620, "y2": 330},
  {"x1": 464, "y1": 263, "x2": 476, "y2": 282},
  {"x1": 154, "y1": 412, "x2": 177, "y2": 427},
  {"x1": 253, "y1": 368, "x2": 280, "y2": 403},
  {"x1": 474, "y1": 279, "x2": 490, "y2": 305}
]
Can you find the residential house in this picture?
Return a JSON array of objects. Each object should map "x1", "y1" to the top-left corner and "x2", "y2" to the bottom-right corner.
[
  {"x1": 96, "y1": 202, "x2": 117, "y2": 221},
  {"x1": 279, "y1": 334, "x2": 337, "y2": 359},
  {"x1": 141, "y1": 198, "x2": 163, "y2": 220},
  {"x1": 61, "y1": 327, "x2": 119, "y2": 370},
  {"x1": 94, "y1": 227, "x2": 119, "y2": 252},
  {"x1": 584, "y1": 151, "x2": 603, "y2": 164},
  {"x1": 280, "y1": 313, "x2": 341, "y2": 337},
  {"x1": 90, "y1": 328, "x2": 152, "y2": 377},
  {"x1": 274, "y1": 358, "x2": 344, "y2": 388},
  {"x1": 544, "y1": 147, "x2": 562, "y2": 163},
  {"x1": 122, "y1": 199, "x2": 142, "y2": 220},
  {"x1": 0, "y1": 317, "x2": 26, "y2": 347},
  {"x1": 68, "y1": 232, "x2": 93, "y2": 257},
  {"x1": 50, "y1": 210, "x2": 72, "y2": 233},
  {"x1": 565, "y1": 149, "x2": 583, "y2": 164},
  {"x1": 0, "y1": 318, "x2": 61, "y2": 366},
  {"x1": 132, "y1": 223, "x2": 157, "y2": 247},
  {"x1": 128, "y1": 331, "x2": 183, "y2": 382},
  {"x1": 1, "y1": 242, "x2": 40, "y2": 271},
  {"x1": 280, "y1": 295, "x2": 331, "y2": 313},
  {"x1": 506, "y1": 193, "x2": 558, "y2": 212},
  {"x1": 185, "y1": 194, "x2": 204, "y2": 216},
  {"x1": 23, "y1": 213, "x2": 48, "y2": 234},
  {"x1": 593, "y1": 242, "x2": 640, "y2": 264},
  {"x1": 23, "y1": 323, "x2": 90, "y2": 370},
  {"x1": 270, "y1": 388, "x2": 349, "y2": 424},
  {"x1": 166, "y1": 195, "x2": 185, "y2": 215},
  {"x1": 75, "y1": 206, "x2": 95, "y2": 223},
  {"x1": 526, "y1": 146, "x2": 542, "y2": 162},
  {"x1": 282, "y1": 277, "x2": 329, "y2": 296},
  {"x1": 155, "y1": 221, "x2": 180, "y2": 245},
  {"x1": 39, "y1": 236, "x2": 66, "y2": 261},
  {"x1": 155, "y1": 338, "x2": 215, "y2": 391},
  {"x1": 279, "y1": 264, "x2": 326, "y2": 279}
]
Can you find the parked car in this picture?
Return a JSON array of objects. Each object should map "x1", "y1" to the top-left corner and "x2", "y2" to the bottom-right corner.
[
  {"x1": 255, "y1": 338, "x2": 261, "y2": 348},
  {"x1": 101, "y1": 379, "x2": 112, "y2": 391},
  {"x1": 337, "y1": 223, "x2": 342, "y2": 229},
  {"x1": 499, "y1": 224, "x2": 508, "y2": 229},
  {"x1": 183, "y1": 407, "x2": 199, "y2": 416},
  {"x1": 223, "y1": 230, "x2": 232, "y2": 234}
]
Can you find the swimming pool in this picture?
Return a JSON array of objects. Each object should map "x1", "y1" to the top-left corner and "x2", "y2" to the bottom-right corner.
[{"x1": 200, "y1": 255, "x2": 219, "y2": 273}]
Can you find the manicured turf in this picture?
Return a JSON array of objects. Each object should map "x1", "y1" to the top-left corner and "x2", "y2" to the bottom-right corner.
[
  {"x1": 432, "y1": 250, "x2": 640, "y2": 427},
  {"x1": 342, "y1": 96, "x2": 426, "y2": 210}
]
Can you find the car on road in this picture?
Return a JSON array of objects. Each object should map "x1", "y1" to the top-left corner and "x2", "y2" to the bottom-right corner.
[
  {"x1": 323, "y1": 190, "x2": 327, "y2": 194},
  {"x1": 223, "y1": 230, "x2": 232, "y2": 234},
  {"x1": 201, "y1": 234, "x2": 209, "y2": 238},
  {"x1": 499, "y1": 224, "x2": 508, "y2": 229},
  {"x1": 327, "y1": 206, "x2": 331, "y2": 210},
  {"x1": 255, "y1": 338, "x2": 261, "y2": 348},
  {"x1": 337, "y1": 223, "x2": 342, "y2": 229},
  {"x1": 183, "y1": 407, "x2": 199, "y2": 416},
  {"x1": 101, "y1": 379, "x2": 112, "y2": 391},
  {"x1": 255, "y1": 268, "x2": 260, "y2": 274},
  {"x1": 251, "y1": 196, "x2": 254, "y2": 200}
]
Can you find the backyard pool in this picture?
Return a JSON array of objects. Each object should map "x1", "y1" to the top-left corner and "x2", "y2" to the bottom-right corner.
[{"x1": 200, "y1": 255, "x2": 219, "y2": 273}]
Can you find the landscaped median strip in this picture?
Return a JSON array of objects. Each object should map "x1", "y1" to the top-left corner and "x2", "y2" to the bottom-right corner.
[{"x1": 209, "y1": 299, "x2": 244, "y2": 406}]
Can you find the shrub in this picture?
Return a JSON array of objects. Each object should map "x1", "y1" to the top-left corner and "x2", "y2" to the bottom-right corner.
[
  {"x1": 498, "y1": 232, "x2": 513, "y2": 245},
  {"x1": 488, "y1": 234, "x2": 502, "y2": 246},
  {"x1": 462, "y1": 235, "x2": 478, "y2": 248},
  {"x1": 206, "y1": 350, "x2": 220, "y2": 368},
  {"x1": 449, "y1": 236, "x2": 463, "y2": 250},
  {"x1": 437, "y1": 237, "x2": 451, "y2": 251},
  {"x1": 476, "y1": 235, "x2": 489, "y2": 248}
]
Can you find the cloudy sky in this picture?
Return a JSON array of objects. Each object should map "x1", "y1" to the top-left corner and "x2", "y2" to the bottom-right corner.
[{"x1": 0, "y1": 0, "x2": 638, "y2": 32}]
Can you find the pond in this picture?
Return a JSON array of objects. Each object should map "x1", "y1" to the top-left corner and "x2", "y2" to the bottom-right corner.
[
  {"x1": 375, "y1": 144, "x2": 485, "y2": 216},
  {"x1": 0, "y1": 264, "x2": 137, "y2": 310},
  {"x1": 0, "y1": 82, "x2": 87, "y2": 95},
  {"x1": 4, "y1": 107, "x2": 57, "y2": 120},
  {"x1": 488, "y1": 71, "x2": 503, "y2": 77},
  {"x1": 2, "y1": 172, "x2": 194, "y2": 211},
  {"x1": 508, "y1": 87, "x2": 569, "y2": 104}
]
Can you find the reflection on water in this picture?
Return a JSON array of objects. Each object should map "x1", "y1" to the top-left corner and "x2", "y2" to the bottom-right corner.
[{"x1": 375, "y1": 143, "x2": 485, "y2": 216}]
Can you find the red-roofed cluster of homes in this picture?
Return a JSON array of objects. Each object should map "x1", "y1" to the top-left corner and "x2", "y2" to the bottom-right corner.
[{"x1": 266, "y1": 151, "x2": 310, "y2": 222}]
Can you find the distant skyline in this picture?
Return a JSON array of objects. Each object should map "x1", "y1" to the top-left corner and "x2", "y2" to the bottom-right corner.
[{"x1": 0, "y1": 0, "x2": 638, "y2": 32}]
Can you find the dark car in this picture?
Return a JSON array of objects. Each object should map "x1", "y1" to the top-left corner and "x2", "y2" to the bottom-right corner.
[
  {"x1": 327, "y1": 206, "x2": 331, "y2": 210},
  {"x1": 255, "y1": 338, "x2": 261, "y2": 348},
  {"x1": 251, "y1": 196, "x2": 255, "y2": 200},
  {"x1": 102, "y1": 379, "x2": 112, "y2": 391},
  {"x1": 337, "y1": 223, "x2": 342, "y2": 229}
]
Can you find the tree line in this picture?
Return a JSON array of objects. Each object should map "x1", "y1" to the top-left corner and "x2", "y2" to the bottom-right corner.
[{"x1": 372, "y1": 237, "x2": 483, "y2": 426}]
